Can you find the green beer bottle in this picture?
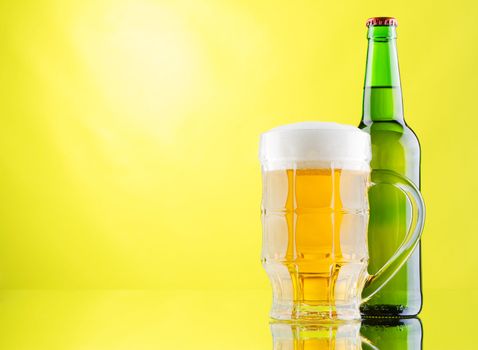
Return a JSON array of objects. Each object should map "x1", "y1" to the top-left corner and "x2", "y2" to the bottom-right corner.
[
  {"x1": 359, "y1": 17, "x2": 422, "y2": 316},
  {"x1": 361, "y1": 318, "x2": 423, "y2": 349}
]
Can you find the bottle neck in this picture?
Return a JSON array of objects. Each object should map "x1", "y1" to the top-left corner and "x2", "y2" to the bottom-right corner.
[{"x1": 362, "y1": 26, "x2": 404, "y2": 124}]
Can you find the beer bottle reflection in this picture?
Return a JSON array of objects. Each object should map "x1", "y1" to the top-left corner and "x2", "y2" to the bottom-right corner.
[{"x1": 361, "y1": 318, "x2": 423, "y2": 350}]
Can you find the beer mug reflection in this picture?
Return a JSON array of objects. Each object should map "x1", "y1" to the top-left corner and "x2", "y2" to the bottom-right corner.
[
  {"x1": 271, "y1": 322, "x2": 366, "y2": 350},
  {"x1": 270, "y1": 318, "x2": 422, "y2": 349}
]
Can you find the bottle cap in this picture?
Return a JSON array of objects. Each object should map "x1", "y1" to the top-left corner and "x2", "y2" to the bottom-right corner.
[{"x1": 366, "y1": 17, "x2": 398, "y2": 27}]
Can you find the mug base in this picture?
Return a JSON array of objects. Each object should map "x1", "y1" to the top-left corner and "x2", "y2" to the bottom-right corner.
[{"x1": 270, "y1": 301, "x2": 361, "y2": 322}]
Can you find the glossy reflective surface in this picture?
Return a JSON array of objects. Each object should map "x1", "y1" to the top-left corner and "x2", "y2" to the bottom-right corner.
[
  {"x1": 0, "y1": 289, "x2": 473, "y2": 349},
  {"x1": 271, "y1": 318, "x2": 421, "y2": 349}
]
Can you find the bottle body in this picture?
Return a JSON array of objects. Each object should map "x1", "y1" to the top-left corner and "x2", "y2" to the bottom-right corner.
[
  {"x1": 359, "y1": 119, "x2": 422, "y2": 315},
  {"x1": 359, "y1": 19, "x2": 422, "y2": 316}
]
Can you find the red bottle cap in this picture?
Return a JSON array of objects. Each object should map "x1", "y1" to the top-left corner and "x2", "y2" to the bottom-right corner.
[{"x1": 366, "y1": 17, "x2": 398, "y2": 27}]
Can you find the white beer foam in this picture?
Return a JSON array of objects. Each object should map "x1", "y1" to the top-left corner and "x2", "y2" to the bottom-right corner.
[{"x1": 259, "y1": 122, "x2": 371, "y2": 171}]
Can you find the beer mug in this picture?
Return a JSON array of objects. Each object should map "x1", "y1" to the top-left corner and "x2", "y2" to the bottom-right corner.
[{"x1": 259, "y1": 122, "x2": 425, "y2": 321}]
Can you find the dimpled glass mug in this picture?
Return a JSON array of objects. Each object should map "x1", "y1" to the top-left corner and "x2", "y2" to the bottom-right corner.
[{"x1": 259, "y1": 122, "x2": 425, "y2": 321}]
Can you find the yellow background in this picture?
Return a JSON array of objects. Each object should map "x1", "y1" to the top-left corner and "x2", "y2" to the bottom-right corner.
[{"x1": 0, "y1": 0, "x2": 477, "y2": 348}]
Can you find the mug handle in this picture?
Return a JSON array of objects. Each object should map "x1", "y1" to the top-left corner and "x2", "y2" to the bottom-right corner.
[
  {"x1": 361, "y1": 169, "x2": 426, "y2": 302},
  {"x1": 361, "y1": 336, "x2": 380, "y2": 350}
]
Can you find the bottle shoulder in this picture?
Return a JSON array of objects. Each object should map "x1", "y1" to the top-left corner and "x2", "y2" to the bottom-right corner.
[
  {"x1": 359, "y1": 120, "x2": 421, "y2": 181},
  {"x1": 359, "y1": 120, "x2": 420, "y2": 150}
]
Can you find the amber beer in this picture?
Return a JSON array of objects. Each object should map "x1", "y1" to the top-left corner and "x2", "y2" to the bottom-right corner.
[{"x1": 263, "y1": 168, "x2": 369, "y2": 307}]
